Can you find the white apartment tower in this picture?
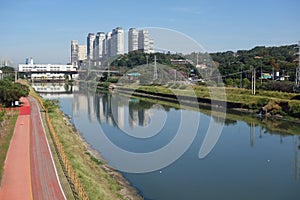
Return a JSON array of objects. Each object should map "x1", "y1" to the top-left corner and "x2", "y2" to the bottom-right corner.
[
  {"x1": 78, "y1": 45, "x2": 87, "y2": 61},
  {"x1": 94, "y1": 32, "x2": 106, "y2": 66},
  {"x1": 87, "y1": 33, "x2": 95, "y2": 60},
  {"x1": 138, "y1": 30, "x2": 151, "y2": 53},
  {"x1": 71, "y1": 40, "x2": 79, "y2": 66},
  {"x1": 111, "y1": 27, "x2": 124, "y2": 57},
  {"x1": 105, "y1": 32, "x2": 112, "y2": 58},
  {"x1": 128, "y1": 28, "x2": 139, "y2": 52}
]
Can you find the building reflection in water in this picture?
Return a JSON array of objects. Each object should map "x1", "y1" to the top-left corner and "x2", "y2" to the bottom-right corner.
[{"x1": 72, "y1": 92, "x2": 151, "y2": 129}]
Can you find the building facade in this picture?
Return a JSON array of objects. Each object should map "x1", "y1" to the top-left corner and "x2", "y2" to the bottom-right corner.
[
  {"x1": 93, "y1": 32, "x2": 106, "y2": 66},
  {"x1": 138, "y1": 30, "x2": 153, "y2": 53},
  {"x1": 78, "y1": 45, "x2": 87, "y2": 61},
  {"x1": 128, "y1": 28, "x2": 154, "y2": 54},
  {"x1": 128, "y1": 28, "x2": 139, "y2": 52},
  {"x1": 19, "y1": 59, "x2": 78, "y2": 81},
  {"x1": 87, "y1": 33, "x2": 95, "y2": 60},
  {"x1": 111, "y1": 27, "x2": 124, "y2": 57},
  {"x1": 105, "y1": 32, "x2": 112, "y2": 58},
  {"x1": 71, "y1": 40, "x2": 78, "y2": 66}
]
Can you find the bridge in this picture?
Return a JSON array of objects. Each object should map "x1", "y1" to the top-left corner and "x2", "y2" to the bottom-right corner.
[{"x1": 77, "y1": 69, "x2": 119, "y2": 73}]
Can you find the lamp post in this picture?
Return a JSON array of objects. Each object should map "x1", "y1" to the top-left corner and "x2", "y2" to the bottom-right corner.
[
  {"x1": 254, "y1": 56, "x2": 263, "y2": 86},
  {"x1": 240, "y1": 63, "x2": 243, "y2": 88}
]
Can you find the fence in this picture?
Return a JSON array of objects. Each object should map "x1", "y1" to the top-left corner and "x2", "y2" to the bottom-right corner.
[{"x1": 31, "y1": 93, "x2": 88, "y2": 200}]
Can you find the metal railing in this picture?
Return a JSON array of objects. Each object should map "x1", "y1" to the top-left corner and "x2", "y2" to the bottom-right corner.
[{"x1": 31, "y1": 93, "x2": 88, "y2": 200}]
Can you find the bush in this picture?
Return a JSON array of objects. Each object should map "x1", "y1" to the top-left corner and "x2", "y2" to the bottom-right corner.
[
  {"x1": 288, "y1": 101, "x2": 300, "y2": 117},
  {"x1": 261, "y1": 81, "x2": 294, "y2": 92},
  {"x1": 43, "y1": 99, "x2": 59, "y2": 113},
  {"x1": 0, "y1": 109, "x2": 5, "y2": 123},
  {"x1": 179, "y1": 85, "x2": 187, "y2": 89},
  {"x1": 206, "y1": 80, "x2": 216, "y2": 87},
  {"x1": 170, "y1": 83, "x2": 180, "y2": 89},
  {"x1": 107, "y1": 77, "x2": 119, "y2": 83}
]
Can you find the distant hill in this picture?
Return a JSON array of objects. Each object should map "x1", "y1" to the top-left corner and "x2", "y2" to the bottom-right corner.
[
  {"x1": 110, "y1": 44, "x2": 298, "y2": 81},
  {"x1": 209, "y1": 44, "x2": 298, "y2": 80}
]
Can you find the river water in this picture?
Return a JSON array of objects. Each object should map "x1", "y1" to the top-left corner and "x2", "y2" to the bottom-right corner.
[{"x1": 40, "y1": 85, "x2": 300, "y2": 200}]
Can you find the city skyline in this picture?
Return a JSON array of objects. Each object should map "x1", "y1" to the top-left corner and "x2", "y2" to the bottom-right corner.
[
  {"x1": 71, "y1": 27, "x2": 153, "y2": 67},
  {"x1": 0, "y1": 0, "x2": 299, "y2": 65}
]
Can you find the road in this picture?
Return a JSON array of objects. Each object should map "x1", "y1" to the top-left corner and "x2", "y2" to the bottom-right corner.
[{"x1": 0, "y1": 96, "x2": 66, "y2": 200}]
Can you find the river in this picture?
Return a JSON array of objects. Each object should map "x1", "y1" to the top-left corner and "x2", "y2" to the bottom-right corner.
[{"x1": 39, "y1": 83, "x2": 300, "y2": 200}]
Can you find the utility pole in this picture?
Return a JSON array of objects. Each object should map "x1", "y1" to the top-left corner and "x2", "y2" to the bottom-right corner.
[
  {"x1": 260, "y1": 62, "x2": 262, "y2": 86},
  {"x1": 146, "y1": 55, "x2": 149, "y2": 66},
  {"x1": 15, "y1": 70, "x2": 17, "y2": 82},
  {"x1": 240, "y1": 63, "x2": 243, "y2": 88},
  {"x1": 251, "y1": 67, "x2": 256, "y2": 95},
  {"x1": 295, "y1": 41, "x2": 300, "y2": 89},
  {"x1": 153, "y1": 55, "x2": 158, "y2": 81}
]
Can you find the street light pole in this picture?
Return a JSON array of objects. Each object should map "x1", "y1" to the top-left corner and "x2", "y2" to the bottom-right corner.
[
  {"x1": 260, "y1": 61, "x2": 262, "y2": 86},
  {"x1": 240, "y1": 63, "x2": 243, "y2": 88}
]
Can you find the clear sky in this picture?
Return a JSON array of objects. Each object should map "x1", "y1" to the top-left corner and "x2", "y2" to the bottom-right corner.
[{"x1": 0, "y1": 0, "x2": 299, "y2": 65}]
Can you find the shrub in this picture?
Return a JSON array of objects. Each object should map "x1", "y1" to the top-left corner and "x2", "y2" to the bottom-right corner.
[
  {"x1": 170, "y1": 83, "x2": 180, "y2": 89},
  {"x1": 179, "y1": 85, "x2": 187, "y2": 90},
  {"x1": 288, "y1": 101, "x2": 300, "y2": 117},
  {"x1": 107, "y1": 77, "x2": 119, "y2": 83},
  {"x1": 261, "y1": 81, "x2": 294, "y2": 92}
]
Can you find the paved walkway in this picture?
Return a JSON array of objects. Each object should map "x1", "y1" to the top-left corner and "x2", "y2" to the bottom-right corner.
[
  {"x1": 0, "y1": 97, "x2": 32, "y2": 200},
  {"x1": 0, "y1": 96, "x2": 66, "y2": 200}
]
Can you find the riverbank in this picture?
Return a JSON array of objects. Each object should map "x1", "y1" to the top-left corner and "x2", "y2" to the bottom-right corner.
[
  {"x1": 28, "y1": 83, "x2": 143, "y2": 200},
  {"x1": 114, "y1": 84, "x2": 300, "y2": 120}
]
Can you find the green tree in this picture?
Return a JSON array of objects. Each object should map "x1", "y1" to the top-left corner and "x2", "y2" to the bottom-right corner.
[
  {"x1": 242, "y1": 78, "x2": 251, "y2": 89},
  {"x1": 0, "y1": 80, "x2": 29, "y2": 107}
]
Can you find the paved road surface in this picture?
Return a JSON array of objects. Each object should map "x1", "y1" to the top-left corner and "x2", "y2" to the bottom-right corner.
[
  {"x1": 0, "y1": 96, "x2": 66, "y2": 200},
  {"x1": 0, "y1": 97, "x2": 32, "y2": 200}
]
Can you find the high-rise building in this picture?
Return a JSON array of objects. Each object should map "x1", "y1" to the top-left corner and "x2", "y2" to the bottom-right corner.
[
  {"x1": 87, "y1": 33, "x2": 95, "y2": 60},
  {"x1": 111, "y1": 27, "x2": 124, "y2": 57},
  {"x1": 94, "y1": 32, "x2": 106, "y2": 66},
  {"x1": 105, "y1": 32, "x2": 112, "y2": 58},
  {"x1": 138, "y1": 30, "x2": 151, "y2": 53},
  {"x1": 78, "y1": 45, "x2": 87, "y2": 61},
  {"x1": 128, "y1": 28, "x2": 139, "y2": 52},
  {"x1": 71, "y1": 40, "x2": 78, "y2": 66}
]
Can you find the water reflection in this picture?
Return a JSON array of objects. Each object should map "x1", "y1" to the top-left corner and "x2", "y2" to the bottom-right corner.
[
  {"x1": 31, "y1": 82, "x2": 78, "y2": 94},
  {"x1": 73, "y1": 91, "x2": 171, "y2": 129}
]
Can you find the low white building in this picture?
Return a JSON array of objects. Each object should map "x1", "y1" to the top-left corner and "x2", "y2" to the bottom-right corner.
[{"x1": 18, "y1": 61, "x2": 78, "y2": 81}]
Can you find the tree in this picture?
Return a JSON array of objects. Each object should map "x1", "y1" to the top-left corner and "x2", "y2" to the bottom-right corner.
[
  {"x1": 242, "y1": 78, "x2": 251, "y2": 89},
  {"x1": 0, "y1": 80, "x2": 29, "y2": 107}
]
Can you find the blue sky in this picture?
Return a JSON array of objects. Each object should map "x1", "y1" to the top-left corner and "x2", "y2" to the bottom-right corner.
[{"x1": 0, "y1": 0, "x2": 299, "y2": 65}]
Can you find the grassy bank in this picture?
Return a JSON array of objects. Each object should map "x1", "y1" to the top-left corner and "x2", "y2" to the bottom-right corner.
[
  {"x1": 0, "y1": 110, "x2": 18, "y2": 180},
  {"x1": 28, "y1": 85, "x2": 142, "y2": 199},
  {"x1": 117, "y1": 91, "x2": 300, "y2": 136},
  {"x1": 119, "y1": 84, "x2": 300, "y2": 119}
]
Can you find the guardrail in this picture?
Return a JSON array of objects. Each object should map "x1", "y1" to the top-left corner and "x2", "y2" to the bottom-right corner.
[{"x1": 31, "y1": 92, "x2": 88, "y2": 200}]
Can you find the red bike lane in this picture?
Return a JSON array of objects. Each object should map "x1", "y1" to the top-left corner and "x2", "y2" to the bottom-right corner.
[
  {"x1": 0, "y1": 97, "x2": 32, "y2": 200},
  {"x1": 0, "y1": 96, "x2": 66, "y2": 200}
]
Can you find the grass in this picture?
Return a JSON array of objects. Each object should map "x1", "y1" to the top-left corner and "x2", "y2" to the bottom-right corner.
[
  {"x1": 121, "y1": 84, "x2": 300, "y2": 118},
  {"x1": 48, "y1": 110, "x2": 129, "y2": 200},
  {"x1": 0, "y1": 110, "x2": 18, "y2": 180},
  {"x1": 118, "y1": 91, "x2": 300, "y2": 136}
]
